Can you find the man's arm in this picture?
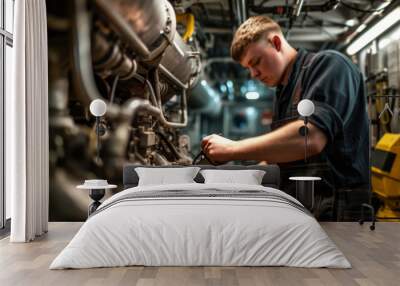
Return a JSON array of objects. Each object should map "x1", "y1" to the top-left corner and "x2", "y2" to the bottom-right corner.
[{"x1": 202, "y1": 120, "x2": 327, "y2": 163}]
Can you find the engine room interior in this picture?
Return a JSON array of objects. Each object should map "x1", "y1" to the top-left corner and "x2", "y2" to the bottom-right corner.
[
  {"x1": 4, "y1": 0, "x2": 400, "y2": 283},
  {"x1": 43, "y1": 0, "x2": 400, "y2": 221}
]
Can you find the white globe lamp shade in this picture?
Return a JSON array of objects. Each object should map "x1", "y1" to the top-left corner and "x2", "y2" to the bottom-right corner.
[
  {"x1": 297, "y1": 99, "x2": 315, "y2": 117},
  {"x1": 90, "y1": 99, "x2": 107, "y2": 117}
]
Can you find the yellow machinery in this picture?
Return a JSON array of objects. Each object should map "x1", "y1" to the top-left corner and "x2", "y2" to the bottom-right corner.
[{"x1": 372, "y1": 133, "x2": 400, "y2": 220}]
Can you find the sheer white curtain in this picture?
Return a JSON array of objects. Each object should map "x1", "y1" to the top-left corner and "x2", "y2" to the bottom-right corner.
[{"x1": 7, "y1": 0, "x2": 49, "y2": 242}]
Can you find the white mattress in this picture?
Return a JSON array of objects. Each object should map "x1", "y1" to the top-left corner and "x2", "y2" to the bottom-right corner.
[{"x1": 50, "y1": 183, "x2": 351, "y2": 269}]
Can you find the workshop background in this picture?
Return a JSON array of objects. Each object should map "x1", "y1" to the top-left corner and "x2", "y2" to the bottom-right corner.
[{"x1": 41, "y1": 0, "x2": 400, "y2": 222}]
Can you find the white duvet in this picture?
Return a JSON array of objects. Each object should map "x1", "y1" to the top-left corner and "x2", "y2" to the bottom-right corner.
[{"x1": 50, "y1": 183, "x2": 351, "y2": 269}]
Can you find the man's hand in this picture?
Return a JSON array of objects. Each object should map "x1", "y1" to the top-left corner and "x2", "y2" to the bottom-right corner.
[
  {"x1": 201, "y1": 134, "x2": 237, "y2": 163},
  {"x1": 200, "y1": 120, "x2": 327, "y2": 164}
]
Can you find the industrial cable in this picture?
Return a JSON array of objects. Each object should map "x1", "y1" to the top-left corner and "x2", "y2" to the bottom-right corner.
[
  {"x1": 339, "y1": 0, "x2": 391, "y2": 13},
  {"x1": 306, "y1": 15, "x2": 336, "y2": 40},
  {"x1": 155, "y1": 131, "x2": 182, "y2": 160},
  {"x1": 109, "y1": 74, "x2": 120, "y2": 104}
]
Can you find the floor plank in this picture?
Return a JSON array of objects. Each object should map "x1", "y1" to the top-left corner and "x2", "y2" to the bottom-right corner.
[{"x1": 0, "y1": 222, "x2": 399, "y2": 286}]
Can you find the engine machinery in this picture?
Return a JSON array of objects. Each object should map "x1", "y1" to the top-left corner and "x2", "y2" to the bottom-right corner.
[{"x1": 47, "y1": 0, "x2": 221, "y2": 220}]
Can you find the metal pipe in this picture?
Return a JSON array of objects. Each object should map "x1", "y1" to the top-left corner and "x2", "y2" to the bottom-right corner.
[
  {"x1": 120, "y1": 97, "x2": 187, "y2": 129},
  {"x1": 121, "y1": 99, "x2": 161, "y2": 118},
  {"x1": 94, "y1": 0, "x2": 199, "y2": 89},
  {"x1": 241, "y1": 0, "x2": 247, "y2": 22},
  {"x1": 293, "y1": 0, "x2": 305, "y2": 18},
  {"x1": 92, "y1": 33, "x2": 138, "y2": 80},
  {"x1": 153, "y1": 69, "x2": 188, "y2": 128},
  {"x1": 73, "y1": 0, "x2": 164, "y2": 125},
  {"x1": 159, "y1": 32, "x2": 200, "y2": 88},
  {"x1": 74, "y1": 0, "x2": 189, "y2": 129},
  {"x1": 94, "y1": 0, "x2": 151, "y2": 59},
  {"x1": 128, "y1": 70, "x2": 188, "y2": 128},
  {"x1": 159, "y1": 64, "x2": 189, "y2": 89},
  {"x1": 250, "y1": 0, "x2": 339, "y2": 14},
  {"x1": 72, "y1": 0, "x2": 120, "y2": 118},
  {"x1": 131, "y1": 73, "x2": 158, "y2": 106},
  {"x1": 95, "y1": 0, "x2": 178, "y2": 62}
]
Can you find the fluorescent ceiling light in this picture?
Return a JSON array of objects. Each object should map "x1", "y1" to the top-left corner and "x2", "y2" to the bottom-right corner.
[
  {"x1": 345, "y1": 19, "x2": 358, "y2": 27},
  {"x1": 346, "y1": 6, "x2": 400, "y2": 55},
  {"x1": 378, "y1": 25, "x2": 400, "y2": 49},
  {"x1": 245, "y1": 91, "x2": 260, "y2": 100},
  {"x1": 355, "y1": 24, "x2": 366, "y2": 33}
]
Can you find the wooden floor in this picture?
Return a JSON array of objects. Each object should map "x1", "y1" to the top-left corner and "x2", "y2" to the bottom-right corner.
[{"x1": 0, "y1": 222, "x2": 399, "y2": 286}]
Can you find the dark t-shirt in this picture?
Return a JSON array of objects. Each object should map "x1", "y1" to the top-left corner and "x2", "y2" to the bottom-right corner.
[{"x1": 274, "y1": 49, "x2": 369, "y2": 189}]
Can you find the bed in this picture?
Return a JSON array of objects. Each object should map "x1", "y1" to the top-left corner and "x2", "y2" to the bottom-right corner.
[{"x1": 50, "y1": 164, "x2": 351, "y2": 269}]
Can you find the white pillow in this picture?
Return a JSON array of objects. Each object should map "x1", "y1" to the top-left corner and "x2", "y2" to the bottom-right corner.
[
  {"x1": 135, "y1": 167, "x2": 201, "y2": 186},
  {"x1": 200, "y1": 169, "x2": 266, "y2": 185}
]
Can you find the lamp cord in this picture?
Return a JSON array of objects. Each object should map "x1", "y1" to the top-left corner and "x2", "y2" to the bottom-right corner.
[
  {"x1": 305, "y1": 117, "x2": 308, "y2": 163},
  {"x1": 96, "y1": 116, "x2": 100, "y2": 164}
]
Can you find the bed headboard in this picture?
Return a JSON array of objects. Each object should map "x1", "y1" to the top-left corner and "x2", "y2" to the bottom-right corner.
[{"x1": 123, "y1": 164, "x2": 280, "y2": 189}]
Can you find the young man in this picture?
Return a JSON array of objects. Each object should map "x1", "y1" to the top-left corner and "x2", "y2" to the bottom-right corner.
[{"x1": 201, "y1": 16, "x2": 369, "y2": 219}]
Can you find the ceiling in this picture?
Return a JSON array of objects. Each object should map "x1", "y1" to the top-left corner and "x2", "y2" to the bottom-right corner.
[
  {"x1": 173, "y1": 0, "x2": 394, "y2": 52},
  {"x1": 168, "y1": 0, "x2": 395, "y2": 87}
]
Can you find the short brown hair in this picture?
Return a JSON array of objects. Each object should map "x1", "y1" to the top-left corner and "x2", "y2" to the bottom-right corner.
[{"x1": 231, "y1": 16, "x2": 282, "y2": 62}]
